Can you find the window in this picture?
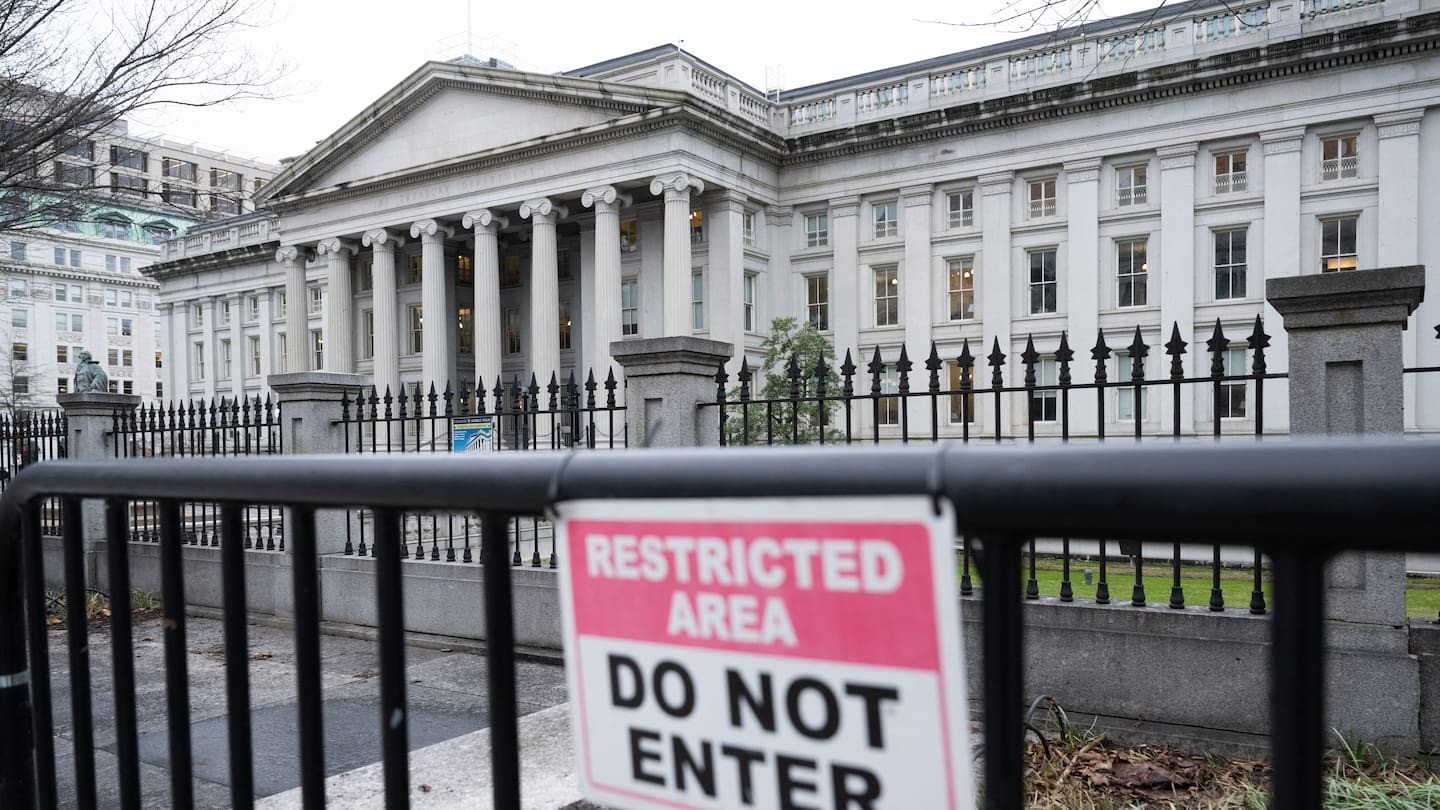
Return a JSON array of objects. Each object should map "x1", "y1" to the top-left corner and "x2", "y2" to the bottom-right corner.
[
  {"x1": 559, "y1": 301, "x2": 572, "y2": 350},
  {"x1": 1030, "y1": 359, "x2": 1058, "y2": 423},
  {"x1": 221, "y1": 340, "x2": 233, "y2": 378},
  {"x1": 10, "y1": 308, "x2": 27, "y2": 328},
  {"x1": 405, "y1": 255, "x2": 422, "y2": 285},
  {"x1": 620, "y1": 219, "x2": 639, "y2": 253},
  {"x1": 211, "y1": 168, "x2": 243, "y2": 215},
  {"x1": 53, "y1": 281, "x2": 66, "y2": 300},
  {"x1": 1116, "y1": 238, "x2": 1148, "y2": 308},
  {"x1": 947, "y1": 257, "x2": 976, "y2": 321},
  {"x1": 1116, "y1": 166, "x2": 1148, "y2": 206},
  {"x1": 122, "y1": 380, "x2": 132, "y2": 395},
  {"x1": 408, "y1": 305, "x2": 423, "y2": 353},
  {"x1": 161, "y1": 184, "x2": 197, "y2": 207},
  {"x1": 70, "y1": 250, "x2": 81, "y2": 268},
  {"x1": 144, "y1": 222, "x2": 177, "y2": 244},
  {"x1": 107, "y1": 380, "x2": 117, "y2": 394},
  {"x1": 457, "y1": 254, "x2": 473, "y2": 285},
  {"x1": 55, "y1": 162, "x2": 94, "y2": 186},
  {"x1": 57, "y1": 378, "x2": 68, "y2": 395},
  {"x1": 1218, "y1": 346, "x2": 1248, "y2": 419},
  {"x1": 873, "y1": 265, "x2": 899, "y2": 327},
  {"x1": 362, "y1": 311, "x2": 374, "y2": 359},
  {"x1": 8, "y1": 277, "x2": 26, "y2": 296},
  {"x1": 947, "y1": 363, "x2": 977, "y2": 424},
  {"x1": 122, "y1": 349, "x2": 133, "y2": 367},
  {"x1": 191, "y1": 303, "x2": 204, "y2": 328},
  {"x1": 98, "y1": 216, "x2": 132, "y2": 240},
  {"x1": 806, "y1": 273, "x2": 829, "y2": 331},
  {"x1": 59, "y1": 312, "x2": 82, "y2": 332},
  {"x1": 11, "y1": 341, "x2": 26, "y2": 361},
  {"x1": 1321, "y1": 216, "x2": 1358, "y2": 272},
  {"x1": 504, "y1": 307, "x2": 522, "y2": 353},
  {"x1": 878, "y1": 368, "x2": 900, "y2": 426},
  {"x1": 947, "y1": 190, "x2": 974, "y2": 228},
  {"x1": 1321, "y1": 134, "x2": 1359, "y2": 181},
  {"x1": 68, "y1": 282, "x2": 85, "y2": 301},
  {"x1": 219, "y1": 300, "x2": 231, "y2": 325},
  {"x1": 243, "y1": 336, "x2": 258, "y2": 376},
  {"x1": 61, "y1": 137, "x2": 94, "y2": 160},
  {"x1": 247, "y1": 295, "x2": 259, "y2": 322},
  {"x1": 744, "y1": 273, "x2": 757, "y2": 332},
  {"x1": 56, "y1": 247, "x2": 67, "y2": 266},
  {"x1": 12, "y1": 376, "x2": 27, "y2": 395},
  {"x1": 742, "y1": 211, "x2": 756, "y2": 247},
  {"x1": 689, "y1": 209, "x2": 704, "y2": 243},
  {"x1": 872, "y1": 202, "x2": 897, "y2": 239},
  {"x1": 106, "y1": 255, "x2": 117, "y2": 273},
  {"x1": 193, "y1": 341, "x2": 206, "y2": 380},
  {"x1": 1117, "y1": 353, "x2": 1147, "y2": 421},
  {"x1": 108, "y1": 348, "x2": 119, "y2": 365},
  {"x1": 308, "y1": 285, "x2": 323, "y2": 314},
  {"x1": 155, "y1": 381, "x2": 163, "y2": 398},
  {"x1": 621, "y1": 279, "x2": 639, "y2": 337},
  {"x1": 1215, "y1": 151, "x2": 1248, "y2": 193},
  {"x1": 805, "y1": 213, "x2": 828, "y2": 247},
  {"x1": 162, "y1": 157, "x2": 197, "y2": 182},
  {"x1": 691, "y1": 272, "x2": 704, "y2": 330},
  {"x1": 253, "y1": 177, "x2": 267, "y2": 195},
  {"x1": 458, "y1": 307, "x2": 473, "y2": 354},
  {"x1": 1214, "y1": 228, "x2": 1248, "y2": 299},
  {"x1": 56, "y1": 346, "x2": 68, "y2": 364},
  {"x1": 277, "y1": 333, "x2": 286, "y2": 370},
  {"x1": 110, "y1": 146, "x2": 148, "y2": 171},
  {"x1": 1028, "y1": 178, "x2": 1057, "y2": 218},
  {"x1": 110, "y1": 174, "x2": 147, "y2": 199},
  {"x1": 277, "y1": 291, "x2": 287, "y2": 318},
  {"x1": 1028, "y1": 249, "x2": 1058, "y2": 314},
  {"x1": 9, "y1": 241, "x2": 24, "y2": 261},
  {"x1": 311, "y1": 330, "x2": 324, "y2": 370},
  {"x1": 155, "y1": 351, "x2": 162, "y2": 369},
  {"x1": 501, "y1": 256, "x2": 521, "y2": 287}
]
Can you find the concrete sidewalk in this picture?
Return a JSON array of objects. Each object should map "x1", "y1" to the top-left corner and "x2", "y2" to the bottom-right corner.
[{"x1": 46, "y1": 614, "x2": 569, "y2": 808}]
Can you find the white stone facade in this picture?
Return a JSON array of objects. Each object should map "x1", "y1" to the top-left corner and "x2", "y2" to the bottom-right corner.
[
  {"x1": 0, "y1": 124, "x2": 278, "y2": 408},
  {"x1": 146, "y1": 0, "x2": 1440, "y2": 436}
]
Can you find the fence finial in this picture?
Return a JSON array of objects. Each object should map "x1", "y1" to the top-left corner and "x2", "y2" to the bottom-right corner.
[
  {"x1": 1056, "y1": 332, "x2": 1074, "y2": 387},
  {"x1": 1207, "y1": 319, "x2": 1229, "y2": 377},
  {"x1": 987, "y1": 338, "x2": 1006, "y2": 389},
  {"x1": 1166, "y1": 322, "x2": 1188, "y2": 380}
]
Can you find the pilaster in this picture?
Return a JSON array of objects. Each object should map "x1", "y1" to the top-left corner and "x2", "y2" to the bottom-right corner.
[
  {"x1": 1064, "y1": 160, "x2": 1102, "y2": 433},
  {"x1": 1260, "y1": 126, "x2": 1305, "y2": 432},
  {"x1": 1158, "y1": 143, "x2": 1198, "y2": 431},
  {"x1": 706, "y1": 189, "x2": 747, "y2": 373},
  {"x1": 901, "y1": 184, "x2": 934, "y2": 434},
  {"x1": 830, "y1": 195, "x2": 861, "y2": 360},
  {"x1": 979, "y1": 172, "x2": 1014, "y2": 439}
]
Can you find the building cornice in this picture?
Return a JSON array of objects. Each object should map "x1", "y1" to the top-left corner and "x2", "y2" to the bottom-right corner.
[
  {"x1": 781, "y1": 17, "x2": 1440, "y2": 166},
  {"x1": 141, "y1": 242, "x2": 278, "y2": 282}
]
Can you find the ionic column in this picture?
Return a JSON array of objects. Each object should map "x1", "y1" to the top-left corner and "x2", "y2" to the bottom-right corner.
[
  {"x1": 519, "y1": 198, "x2": 568, "y2": 389},
  {"x1": 276, "y1": 245, "x2": 310, "y2": 373},
  {"x1": 581, "y1": 186, "x2": 631, "y2": 380},
  {"x1": 462, "y1": 209, "x2": 507, "y2": 390},
  {"x1": 650, "y1": 173, "x2": 705, "y2": 336},
  {"x1": 361, "y1": 229, "x2": 405, "y2": 397},
  {"x1": 317, "y1": 238, "x2": 358, "y2": 374},
  {"x1": 410, "y1": 219, "x2": 457, "y2": 388}
]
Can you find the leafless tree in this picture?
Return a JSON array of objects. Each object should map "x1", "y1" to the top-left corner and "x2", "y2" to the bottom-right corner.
[
  {"x1": 0, "y1": 324, "x2": 48, "y2": 416},
  {"x1": 0, "y1": 0, "x2": 280, "y2": 232}
]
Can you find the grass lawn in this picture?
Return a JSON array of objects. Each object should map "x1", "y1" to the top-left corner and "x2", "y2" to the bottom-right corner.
[{"x1": 962, "y1": 556, "x2": 1440, "y2": 618}]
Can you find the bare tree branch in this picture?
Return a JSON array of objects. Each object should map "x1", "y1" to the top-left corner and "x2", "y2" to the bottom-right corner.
[{"x1": 0, "y1": 0, "x2": 283, "y2": 233}]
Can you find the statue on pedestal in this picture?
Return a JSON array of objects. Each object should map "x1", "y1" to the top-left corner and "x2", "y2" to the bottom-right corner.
[{"x1": 73, "y1": 349, "x2": 108, "y2": 393}]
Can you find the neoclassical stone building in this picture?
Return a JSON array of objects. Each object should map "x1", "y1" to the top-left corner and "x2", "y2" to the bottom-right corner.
[{"x1": 146, "y1": 0, "x2": 1440, "y2": 436}]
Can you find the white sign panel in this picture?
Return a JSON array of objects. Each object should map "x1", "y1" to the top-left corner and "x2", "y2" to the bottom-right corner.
[{"x1": 556, "y1": 497, "x2": 974, "y2": 810}]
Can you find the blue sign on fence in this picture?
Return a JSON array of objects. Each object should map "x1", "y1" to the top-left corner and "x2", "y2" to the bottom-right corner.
[{"x1": 452, "y1": 415, "x2": 495, "y2": 454}]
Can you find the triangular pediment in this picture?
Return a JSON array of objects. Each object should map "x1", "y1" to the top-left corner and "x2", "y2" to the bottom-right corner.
[{"x1": 266, "y1": 62, "x2": 676, "y2": 199}]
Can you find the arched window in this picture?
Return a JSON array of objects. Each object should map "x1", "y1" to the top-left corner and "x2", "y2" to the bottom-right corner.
[
  {"x1": 98, "y1": 215, "x2": 133, "y2": 241},
  {"x1": 144, "y1": 221, "x2": 177, "y2": 244}
]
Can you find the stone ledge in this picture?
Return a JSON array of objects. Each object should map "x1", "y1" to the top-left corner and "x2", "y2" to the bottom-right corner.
[
  {"x1": 609, "y1": 336, "x2": 733, "y2": 376},
  {"x1": 1266, "y1": 266, "x2": 1425, "y2": 330}
]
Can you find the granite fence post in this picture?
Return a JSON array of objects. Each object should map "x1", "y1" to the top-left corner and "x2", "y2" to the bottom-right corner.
[
  {"x1": 610, "y1": 337, "x2": 733, "y2": 448},
  {"x1": 57, "y1": 391, "x2": 141, "y2": 584}
]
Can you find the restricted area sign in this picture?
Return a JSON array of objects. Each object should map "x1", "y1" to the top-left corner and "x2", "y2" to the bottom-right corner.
[{"x1": 556, "y1": 497, "x2": 974, "y2": 810}]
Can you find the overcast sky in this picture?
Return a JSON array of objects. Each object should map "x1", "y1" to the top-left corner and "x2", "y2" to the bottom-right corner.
[{"x1": 126, "y1": 0, "x2": 1161, "y2": 164}]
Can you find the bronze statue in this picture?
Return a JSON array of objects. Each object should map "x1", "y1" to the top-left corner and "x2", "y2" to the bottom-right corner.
[{"x1": 73, "y1": 349, "x2": 108, "y2": 393}]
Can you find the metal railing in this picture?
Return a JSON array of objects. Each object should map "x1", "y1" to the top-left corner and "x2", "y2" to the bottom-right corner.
[
  {"x1": 2, "y1": 443, "x2": 1437, "y2": 808},
  {"x1": 0, "y1": 410, "x2": 66, "y2": 536},
  {"x1": 337, "y1": 374, "x2": 626, "y2": 562},
  {"x1": 112, "y1": 396, "x2": 284, "y2": 549}
]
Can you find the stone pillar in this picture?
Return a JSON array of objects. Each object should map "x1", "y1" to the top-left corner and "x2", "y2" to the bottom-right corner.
[
  {"x1": 1267, "y1": 265, "x2": 1425, "y2": 751},
  {"x1": 901, "y1": 184, "x2": 934, "y2": 434},
  {"x1": 277, "y1": 245, "x2": 310, "y2": 373},
  {"x1": 411, "y1": 219, "x2": 457, "y2": 388},
  {"x1": 581, "y1": 187, "x2": 629, "y2": 380},
  {"x1": 766, "y1": 206, "x2": 794, "y2": 323},
  {"x1": 830, "y1": 196, "x2": 861, "y2": 356},
  {"x1": 462, "y1": 210, "x2": 507, "y2": 390},
  {"x1": 1064, "y1": 160, "x2": 1101, "y2": 432},
  {"x1": 317, "y1": 238, "x2": 358, "y2": 374},
  {"x1": 650, "y1": 173, "x2": 705, "y2": 336},
  {"x1": 611, "y1": 336, "x2": 733, "y2": 448},
  {"x1": 1158, "y1": 143, "x2": 1198, "y2": 431},
  {"x1": 979, "y1": 172, "x2": 1014, "y2": 439},
  {"x1": 227, "y1": 293, "x2": 245, "y2": 397},
  {"x1": 362, "y1": 229, "x2": 405, "y2": 397},
  {"x1": 519, "y1": 198, "x2": 567, "y2": 390},
  {"x1": 258, "y1": 289, "x2": 276, "y2": 385},
  {"x1": 57, "y1": 391, "x2": 142, "y2": 583},
  {"x1": 202, "y1": 296, "x2": 218, "y2": 399},
  {"x1": 1261, "y1": 126, "x2": 1305, "y2": 433}
]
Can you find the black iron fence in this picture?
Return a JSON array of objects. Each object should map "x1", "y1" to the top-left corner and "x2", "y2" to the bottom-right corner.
[
  {"x1": 0, "y1": 410, "x2": 66, "y2": 536},
  {"x1": 337, "y1": 373, "x2": 626, "y2": 562},
  {"x1": 112, "y1": 396, "x2": 283, "y2": 548},
  {"x1": 713, "y1": 318, "x2": 1282, "y2": 447},
  {"x1": 2, "y1": 444, "x2": 1437, "y2": 809}
]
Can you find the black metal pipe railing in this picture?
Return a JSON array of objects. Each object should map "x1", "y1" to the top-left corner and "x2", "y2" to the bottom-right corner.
[{"x1": 1, "y1": 442, "x2": 1438, "y2": 809}]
